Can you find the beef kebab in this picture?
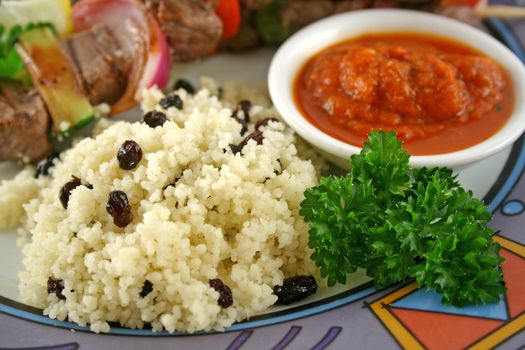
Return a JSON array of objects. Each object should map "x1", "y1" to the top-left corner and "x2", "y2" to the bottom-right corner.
[
  {"x1": 0, "y1": 0, "x2": 480, "y2": 164},
  {"x1": 145, "y1": 0, "x2": 480, "y2": 59},
  {"x1": 0, "y1": 0, "x2": 170, "y2": 163}
]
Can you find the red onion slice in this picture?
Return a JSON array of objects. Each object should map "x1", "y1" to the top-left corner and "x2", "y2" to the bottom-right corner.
[{"x1": 71, "y1": 0, "x2": 171, "y2": 114}]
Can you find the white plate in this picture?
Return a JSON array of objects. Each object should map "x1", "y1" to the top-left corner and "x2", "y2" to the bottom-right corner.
[{"x1": 0, "y1": 48, "x2": 514, "y2": 334}]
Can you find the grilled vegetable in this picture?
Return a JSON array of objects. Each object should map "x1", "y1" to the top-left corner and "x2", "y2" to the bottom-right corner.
[
  {"x1": 16, "y1": 26, "x2": 95, "y2": 134},
  {"x1": 215, "y1": 0, "x2": 242, "y2": 38}
]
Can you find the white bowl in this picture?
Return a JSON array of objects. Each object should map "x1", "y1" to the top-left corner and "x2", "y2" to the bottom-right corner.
[{"x1": 268, "y1": 9, "x2": 525, "y2": 169}]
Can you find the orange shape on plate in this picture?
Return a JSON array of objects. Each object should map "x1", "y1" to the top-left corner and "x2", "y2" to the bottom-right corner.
[
  {"x1": 501, "y1": 248, "x2": 525, "y2": 318},
  {"x1": 390, "y1": 307, "x2": 503, "y2": 350}
]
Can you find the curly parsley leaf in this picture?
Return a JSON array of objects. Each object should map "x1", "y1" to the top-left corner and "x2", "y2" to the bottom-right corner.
[
  {"x1": 352, "y1": 130, "x2": 410, "y2": 204},
  {"x1": 300, "y1": 130, "x2": 505, "y2": 306},
  {"x1": 300, "y1": 176, "x2": 376, "y2": 286}
]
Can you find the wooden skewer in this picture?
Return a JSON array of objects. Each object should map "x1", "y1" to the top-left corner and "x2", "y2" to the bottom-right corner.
[{"x1": 475, "y1": 5, "x2": 525, "y2": 18}]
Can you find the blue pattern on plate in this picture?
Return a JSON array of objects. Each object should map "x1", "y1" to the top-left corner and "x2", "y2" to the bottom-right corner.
[
  {"x1": 502, "y1": 199, "x2": 524, "y2": 215},
  {"x1": 391, "y1": 289, "x2": 508, "y2": 320}
]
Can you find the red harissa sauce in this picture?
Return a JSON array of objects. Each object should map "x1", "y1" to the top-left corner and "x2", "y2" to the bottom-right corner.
[{"x1": 294, "y1": 32, "x2": 514, "y2": 155}]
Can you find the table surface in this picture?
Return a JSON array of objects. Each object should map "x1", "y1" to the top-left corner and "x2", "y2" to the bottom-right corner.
[{"x1": 2, "y1": 13, "x2": 525, "y2": 350}]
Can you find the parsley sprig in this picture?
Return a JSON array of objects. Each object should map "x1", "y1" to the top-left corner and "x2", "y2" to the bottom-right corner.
[{"x1": 300, "y1": 130, "x2": 505, "y2": 306}]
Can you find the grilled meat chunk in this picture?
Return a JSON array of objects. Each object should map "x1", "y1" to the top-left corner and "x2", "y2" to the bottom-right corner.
[
  {"x1": 242, "y1": 0, "x2": 273, "y2": 10},
  {"x1": 60, "y1": 25, "x2": 131, "y2": 105},
  {"x1": 146, "y1": 0, "x2": 222, "y2": 61},
  {"x1": 281, "y1": 0, "x2": 335, "y2": 34},
  {"x1": 221, "y1": 10, "x2": 261, "y2": 52},
  {"x1": 0, "y1": 86, "x2": 51, "y2": 163}
]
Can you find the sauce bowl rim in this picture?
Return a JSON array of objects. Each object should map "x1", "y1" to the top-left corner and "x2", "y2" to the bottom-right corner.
[{"x1": 268, "y1": 8, "x2": 525, "y2": 168}]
